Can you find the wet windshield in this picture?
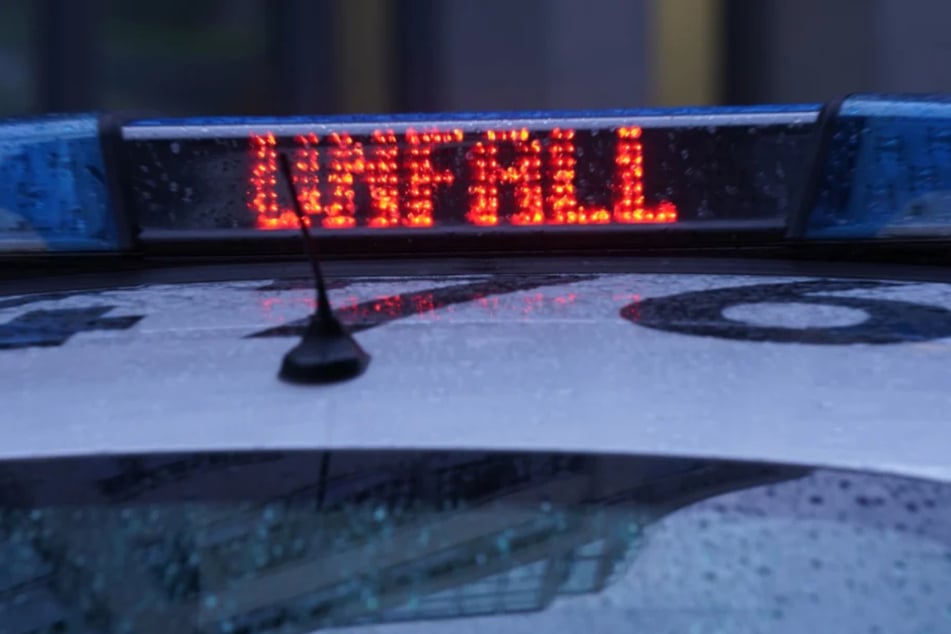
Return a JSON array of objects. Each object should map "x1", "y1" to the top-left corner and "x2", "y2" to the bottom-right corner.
[{"x1": 1, "y1": 450, "x2": 948, "y2": 633}]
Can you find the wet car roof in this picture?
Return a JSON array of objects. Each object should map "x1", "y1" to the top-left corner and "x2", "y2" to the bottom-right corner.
[{"x1": 2, "y1": 270, "x2": 951, "y2": 482}]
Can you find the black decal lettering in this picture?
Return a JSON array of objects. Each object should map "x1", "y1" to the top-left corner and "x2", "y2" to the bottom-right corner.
[
  {"x1": 622, "y1": 280, "x2": 951, "y2": 344},
  {"x1": 0, "y1": 306, "x2": 143, "y2": 349},
  {"x1": 254, "y1": 279, "x2": 354, "y2": 292}
]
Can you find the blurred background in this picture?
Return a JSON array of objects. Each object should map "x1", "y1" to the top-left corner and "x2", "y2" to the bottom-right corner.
[{"x1": 1, "y1": 0, "x2": 950, "y2": 117}]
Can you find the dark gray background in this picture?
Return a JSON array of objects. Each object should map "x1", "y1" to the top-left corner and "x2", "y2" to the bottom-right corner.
[{"x1": 1, "y1": 0, "x2": 949, "y2": 117}]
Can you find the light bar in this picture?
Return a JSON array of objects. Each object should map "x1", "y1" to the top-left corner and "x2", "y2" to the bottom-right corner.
[
  {"x1": 0, "y1": 115, "x2": 121, "y2": 253},
  {"x1": 120, "y1": 106, "x2": 818, "y2": 236},
  {"x1": 11, "y1": 97, "x2": 951, "y2": 257},
  {"x1": 799, "y1": 94, "x2": 951, "y2": 239}
]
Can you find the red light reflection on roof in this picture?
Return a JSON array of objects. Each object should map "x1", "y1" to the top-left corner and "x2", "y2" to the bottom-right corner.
[
  {"x1": 259, "y1": 288, "x2": 587, "y2": 327},
  {"x1": 249, "y1": 126, "x2": 677, "y2": 229}
]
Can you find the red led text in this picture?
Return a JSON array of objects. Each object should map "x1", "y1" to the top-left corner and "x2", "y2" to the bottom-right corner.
[{"x1": 249, "y1": 127, "x2": 677, "y2": 229}]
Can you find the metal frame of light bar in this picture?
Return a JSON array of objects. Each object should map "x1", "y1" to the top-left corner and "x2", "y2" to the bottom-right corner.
[
  {"x1": 0, "y1": 105, "x2": 822, "y2": 258},
  {"x1": 121, "y1": 109, "x2": 819, "y2": 141},
  {"x1": 119, "y1": 106, "x2": 820, "y2": 257}
]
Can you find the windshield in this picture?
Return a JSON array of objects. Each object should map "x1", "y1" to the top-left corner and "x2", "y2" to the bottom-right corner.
[{"x1": 1, "y1": 450, "x2": 948, "y2": 634}]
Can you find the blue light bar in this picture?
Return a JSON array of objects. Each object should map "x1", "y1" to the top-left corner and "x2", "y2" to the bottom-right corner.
[
  {"x1": 0, "y1": 114, "x2": 120, "y2": 253},
  {"x1": 8, "y1": 97, "x2": 951, "y2": 256},
  {"x1": 800, "y1": 94, "x2": 951, "y2": 239}
]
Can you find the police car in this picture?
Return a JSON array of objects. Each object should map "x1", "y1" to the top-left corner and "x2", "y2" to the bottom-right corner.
[{"x1": 1, "y1": 94, "x2": 950, "y2": 633}]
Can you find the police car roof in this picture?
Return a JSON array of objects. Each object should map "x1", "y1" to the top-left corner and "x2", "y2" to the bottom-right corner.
[{"x1": 2, "y1": 258, "x2": 950, "y2": 483}]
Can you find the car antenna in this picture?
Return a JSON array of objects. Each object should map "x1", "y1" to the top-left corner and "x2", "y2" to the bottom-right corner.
[{"x1": 275, "y1": 152, "x2": 370, "y2": 384}]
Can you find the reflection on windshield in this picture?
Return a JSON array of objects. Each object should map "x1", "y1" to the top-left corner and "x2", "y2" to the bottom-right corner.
[{"x1": 0, "y1": 451, "x2": 947, "y2": 634}]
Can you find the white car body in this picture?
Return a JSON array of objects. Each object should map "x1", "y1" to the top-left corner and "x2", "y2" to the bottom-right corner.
[{"x1": 3, "y1": 267, "x2": 950, "y2": 482}]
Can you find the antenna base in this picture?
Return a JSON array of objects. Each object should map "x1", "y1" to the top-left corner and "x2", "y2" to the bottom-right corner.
[{"x1": 279, "y1": 315, "x2": 371, "y2": 384}]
